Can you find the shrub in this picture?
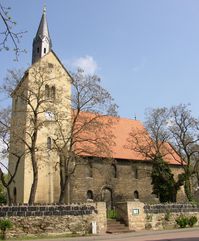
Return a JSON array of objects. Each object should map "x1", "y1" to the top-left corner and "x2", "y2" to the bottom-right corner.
[
  {"x1": 107, "y1": 209, "x2": 119, "y2": 219},
  {"x1": 188, "y1": 216, "x2": 197, "y2": 227},
  {"x1": 175, "y1": 215, "x2": 189, "y2": 228},
  {"x1": 0, "y1": 219, "x2": 12, "y2": 240},
  {"x1": 164, "y1": 211, "x2": 171, "y2": 221}
]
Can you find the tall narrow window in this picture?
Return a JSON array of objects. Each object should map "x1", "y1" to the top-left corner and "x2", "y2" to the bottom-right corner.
[
  {"x1": 45, "y1": 85, "x2": 50, "y2": 99},
  {"x1": 51, "y1": 86, "x2": 56, "y2": 100},
  {"x1": 13, "y1": 187, "x2": 17, "y2": 204},
  {"x1": 37, "y1": 47, "x2": 40, "y2": 53},
  {"x1": 133, "y1": 167, "x2": 138, "y2": 179},
  {"x1": 87, "y1": 190, "x2": 93, "y2": 200},
  {"x1": 44, "y1": 48, "x2": 46, "y2": 54},
  {"x1": 111, "y1": 164, "x2": 117, "y2": 178},
  {"x1": 86, "y1": 162, "x2": 93, "y2": 178},
  {"x1": 47, "y1": 137, "x2": 52, "y2": 150},
  {"x1": 134, "y1": 190, "x2": 139, "y2": 199}
]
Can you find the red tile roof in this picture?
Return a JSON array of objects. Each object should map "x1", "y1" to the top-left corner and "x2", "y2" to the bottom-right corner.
[{"x1": 74, "y1": 112, "x2": 182, "y2": 165}]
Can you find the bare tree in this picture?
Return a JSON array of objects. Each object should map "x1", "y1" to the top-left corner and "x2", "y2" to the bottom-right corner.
[
  {"x1": 169, "y1": 104, "x2": 199, "y2": 201},
  {"x1": 128, "y1": 107, "x2": 171, "y2": 160},
  {"x1": 3, "y1": 65, "x2": 117, "y2": 205},
  {"x1": 127, "y1": 107, "x2": 183, "y2": 202},
  {"x1": 52, "y1": 69, "x2": 118, "y2": 203},
  {"x1": 0, "y1": 2, "x2": 26, "y2": 60},
  {"x1": 0, "y1": 107, "x2": 26, "y2": 205}
]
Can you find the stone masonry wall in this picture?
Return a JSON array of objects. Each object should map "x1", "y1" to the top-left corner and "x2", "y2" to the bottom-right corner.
[
  {"x1": 0, "y1": 202, "x2": 106, "y2": 238},
  {"x1": 71, "y1": 159, "x2": 186, "y2": 204},
  {"x1": 144, "y1": 203, "x2": 199, "y2": 230},
  {"x1": 115, "y1": 202, "x2": 199, "y2": 231}
]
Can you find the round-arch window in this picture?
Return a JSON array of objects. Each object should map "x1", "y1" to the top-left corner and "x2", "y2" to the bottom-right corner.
[
  {"x1": 13, "y1": 187, "x2": 17, "y2": 204},
  {"x1": 111, "y1": 164, "x2": 117, "y2": 178},
  {"x1": 45, "y1": 84, "x2": 50, "y2": 98},
  {"x1": 134, "y1": 190, "x2": 139, "y2": 199},
  {"x1": 47, "y1": 137, "x2": 52, "y2": 149},
  {"x1": 51, "y1": 86, "x2": 56, "y2": 99},
  {"x1": 87, "y1": 190, "x2": 93, "y2": 200},
  {"x1": 86, "y1": 162, "x2": 93, "y2": 177},
  {"x1": 13, "y1": 187, "x2": 17, "y2": 196}
]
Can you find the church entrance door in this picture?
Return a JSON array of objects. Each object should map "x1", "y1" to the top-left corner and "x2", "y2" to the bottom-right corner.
[{"x1": 102, "y1": 187, "x2": 113, "y2": 211}]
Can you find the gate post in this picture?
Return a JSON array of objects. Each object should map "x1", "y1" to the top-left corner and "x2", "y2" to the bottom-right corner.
[{"x1": 127, "y1": 201, "x2": 146, "y2": 231}]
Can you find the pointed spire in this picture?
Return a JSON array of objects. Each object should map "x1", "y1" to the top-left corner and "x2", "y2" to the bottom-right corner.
[{"x1": 32, "y1": 6, "x2": 52, "y2": 64}]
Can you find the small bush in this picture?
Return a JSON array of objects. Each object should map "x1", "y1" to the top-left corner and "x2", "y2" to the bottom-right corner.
[
  {"x1": 188, "y1": 216, "x2": 197, "y2": 227},
  {"x1": 164, "y1": 211, "x2": 171, "y2": 221},
  {"x1": 0, "y1": 219, "x2": 12, "y2": 240},
  {"x1": 107, "y1": 209, "x2": 119, "y2": 219},
  {"x1": 176, "y1": 215, "x2": 198, "y2": 228},
  {"x1": 175, "y1": 215, "x2": 189, "y2": 228}
]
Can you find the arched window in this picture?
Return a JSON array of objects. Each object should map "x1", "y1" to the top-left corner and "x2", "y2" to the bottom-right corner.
[
  {"x1": 51, "y1": 86, "x2": 56, "y2": 100},
  {"x1": 111, "y1": 164, "x2": 117, "y2": 178},
  {"x1": 87, "y1": 190, "x2": 93, "y2": 200},
  {"x1": 45, "y1": 85, "x2": 50, "y2": 99},
  {"x1": 86, "y1": 162, "x2": 93, "y2": 177},
  {"x1": 13, "y1": 187, "x2": 17, "y2": 204},
  {"x1": 133, "y1": 167, "x2": 138, "y2": 179},
  {"x1": 47, "y1": 137, "x2": 52, "y2": 150},
  {"x1": 134, "y1": 190, "x2": 139, "y2": 199}
]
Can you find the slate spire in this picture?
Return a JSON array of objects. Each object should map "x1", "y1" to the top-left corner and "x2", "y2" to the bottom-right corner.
[{"x1": 32, "y1": 6, "x2": 52, "y2": 64}]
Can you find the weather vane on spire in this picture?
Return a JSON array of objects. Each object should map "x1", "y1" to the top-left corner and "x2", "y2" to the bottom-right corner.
[{"x1": 43, "y1": 1, "x2": 47, "y2": 14}]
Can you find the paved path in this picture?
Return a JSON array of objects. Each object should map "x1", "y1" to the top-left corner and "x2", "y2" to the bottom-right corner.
[{"x1": 13, "y1": 228, "x2": 199, "y2": 241}]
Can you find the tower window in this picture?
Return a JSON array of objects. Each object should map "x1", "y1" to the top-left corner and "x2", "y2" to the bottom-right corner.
[
  {"x1": 44, "y1": 48, "x2": 46, "y2": 54},
  {"x1": 47, "y1": 137, "x2": 52, "y2": 150},
  {"x1": 45, "y1": 85, "x2": 50, "y2": 99},
  {"x1": 48, "y1": 63, "x2": 54, "y2": 68},
  {"x1": 51, "y1": 86, "x2": 56, "y2": 100},
  {"x1": 13, "y1": 187, "x2": 17, "y2": 204},
  {"x1": 37, "y1": 47, "x2": 40, "y2": 53}
]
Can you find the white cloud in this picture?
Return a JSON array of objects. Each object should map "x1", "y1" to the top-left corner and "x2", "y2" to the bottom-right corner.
[{"x1": 65, "y1": 56, "x2": 98, "y2": 75}]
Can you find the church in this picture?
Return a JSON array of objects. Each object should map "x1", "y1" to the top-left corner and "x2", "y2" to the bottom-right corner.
[{"x1": 8, "y1": 8, "x2": 185, "y2": 206}]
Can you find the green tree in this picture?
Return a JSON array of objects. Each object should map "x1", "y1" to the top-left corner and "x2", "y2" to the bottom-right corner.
[
  {"x1": 151, "y1": 157, "x2": 183, "y2": 202},
  {"x1": 0, "y1": 181, "x2": 7, "y2": 204}
]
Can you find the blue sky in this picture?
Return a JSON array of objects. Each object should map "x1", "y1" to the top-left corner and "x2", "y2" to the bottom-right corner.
[{"x1": 1, "y1": 0, "x2": 199, "y2": 120}]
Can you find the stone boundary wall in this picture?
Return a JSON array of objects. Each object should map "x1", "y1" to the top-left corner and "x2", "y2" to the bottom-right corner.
[
  {"x1": 115, "y1": 201, "x2": 199, "y2": 231},
  {"x1": 144, "y1": 203, "x2": 199, "y2": 214},
  {"x1": 0, "y1": 204, "x2": 94, "y2": 217},
  {"x1": 0, "y1": 202, "x2": 107, "y2": 238},
  {"x1": 144, "y1": 203, "x2": 199, "y2": 230}
]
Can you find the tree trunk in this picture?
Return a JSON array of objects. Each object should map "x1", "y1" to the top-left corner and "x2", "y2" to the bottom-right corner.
[
  {"x1": 184, "y1": 176, "x2": 194, "y2": 201},
  {"x1": 28, "y1": 150, "x2": 38, "y2": 205},
  {"x1": 6, "y1": 187, "x2": 12, "y2": 206},
  {"x1": 59, "y1": 176, "x2": 69, "y2": 204}
]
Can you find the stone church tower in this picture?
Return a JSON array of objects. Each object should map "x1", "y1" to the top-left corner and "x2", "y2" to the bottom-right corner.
[{"x1": 9, "y1": 8, "x2": 72, "y2": 204}]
